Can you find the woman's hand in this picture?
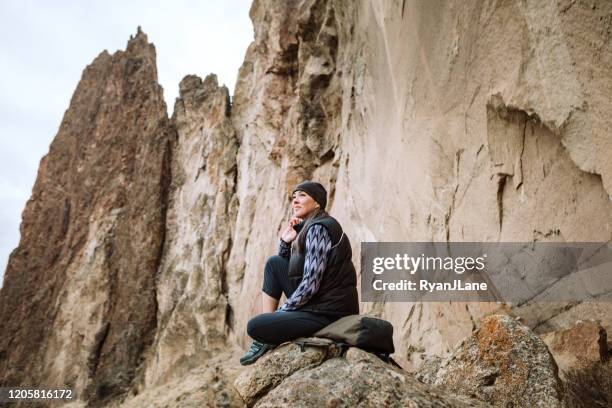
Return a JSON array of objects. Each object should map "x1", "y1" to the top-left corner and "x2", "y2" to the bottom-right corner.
[{"x1": 280, "y1": 217, "x2": 303, "y2": 243}]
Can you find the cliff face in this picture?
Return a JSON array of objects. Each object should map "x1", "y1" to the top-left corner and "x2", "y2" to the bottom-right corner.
[
  {"x1": 142, "y1": 74, "x2": 238, "y2": 388},
  {"x1": 0, "y1": 29, "x2": 175, "y2": 402},
  {"x1": 228, "y1": 0, "x2": 612, "y2": 368},
  {"x1": 1, "y1": 0, "x2": 611, "y2": 406}
]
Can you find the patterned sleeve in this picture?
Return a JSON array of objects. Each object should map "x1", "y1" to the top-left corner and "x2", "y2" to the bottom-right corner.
[
  {"x1": 278, "y1": 239, "x2": 291, "y2": 259},
  {"x1": 280, "y1": 224, "x2": 332, "y2": 311}
]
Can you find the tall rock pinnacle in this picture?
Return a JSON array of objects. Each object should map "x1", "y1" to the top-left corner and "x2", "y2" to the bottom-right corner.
[{"x1": 0, "y1": 28, "x2": 175, "y2": 404}]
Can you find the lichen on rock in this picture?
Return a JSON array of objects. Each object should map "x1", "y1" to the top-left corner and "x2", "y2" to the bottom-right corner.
[{"x1": 417, "y1": 315, "x2": 566, "y2": 408}]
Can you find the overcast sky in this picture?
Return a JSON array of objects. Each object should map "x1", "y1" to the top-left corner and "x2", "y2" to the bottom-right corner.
[{"x1": 0, "y1": 0, "x2": 253, "y2": 287}]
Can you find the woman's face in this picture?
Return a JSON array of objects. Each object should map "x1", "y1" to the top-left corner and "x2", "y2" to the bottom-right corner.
[{"x1": 292, "y1": 190, "x2": 320, "y2": 218}]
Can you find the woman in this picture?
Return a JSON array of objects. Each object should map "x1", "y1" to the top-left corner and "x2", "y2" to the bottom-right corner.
[{"x1": 240, "y1": 181, "x2": 359, "y2": 365}]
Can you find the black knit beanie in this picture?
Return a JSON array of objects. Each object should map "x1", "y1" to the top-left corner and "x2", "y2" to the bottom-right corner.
[{"x1": 292, "y1": 181, "x2": 327, "y2": 210}]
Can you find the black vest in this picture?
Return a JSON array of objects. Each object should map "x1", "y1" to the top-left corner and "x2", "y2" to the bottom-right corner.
[{"x1": 287, "y1": 215, "x2": 359, "y2": 315}]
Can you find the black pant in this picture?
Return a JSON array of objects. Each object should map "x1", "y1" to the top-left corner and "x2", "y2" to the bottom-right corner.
[
  {"x1": 247, "y1": 255, "x2": 342, "y2": 345},
  {"x1": 261, "y1": 255, "x2": 296, "y2": 300}
]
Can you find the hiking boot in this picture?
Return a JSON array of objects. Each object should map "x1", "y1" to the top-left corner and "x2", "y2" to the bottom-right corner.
[{"x1": 240, "y1": 340, "x2": 275, "y2": 365}]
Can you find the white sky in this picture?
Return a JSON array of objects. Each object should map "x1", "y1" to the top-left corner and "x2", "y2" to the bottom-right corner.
[{"x1": 0, "y1": 0, "x2": 253, "y2": 287}]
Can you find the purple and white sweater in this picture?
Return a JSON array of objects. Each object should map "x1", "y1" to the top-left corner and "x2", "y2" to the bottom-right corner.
[{"x1": 278, "y1": 224, "x2": 332, "y2": 311}]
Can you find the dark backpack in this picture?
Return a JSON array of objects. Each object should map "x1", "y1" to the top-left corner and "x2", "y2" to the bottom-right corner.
[{"x1": 293, "y1": 315, "x2": 400, "y2": 368}]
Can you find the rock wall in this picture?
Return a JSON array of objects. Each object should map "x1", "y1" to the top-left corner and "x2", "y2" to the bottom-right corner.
[
  {"x1": 227, "y1": 0, "x2": 612, "y2": 369},
  {"x1": 1, "y1": 0, "x2": 611, "y2": 405},
  {"x1": 141, "y1": 74, "x2": 238, "y2": 388}
]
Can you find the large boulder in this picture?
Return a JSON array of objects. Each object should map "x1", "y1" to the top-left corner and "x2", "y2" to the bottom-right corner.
[
  {"x1": 234, "y1": 342, "x2": 333, "y2": 406},
  {"x1": 417, "y1": 314, "x2": 566, "y2": 407},
  {"x1": 235, "y1": 342, "x2": 488, "y2": 407},
  {"x1": 541, "y1": 321, "x2": 611, "y2": 408},
  {"x1": 540, "y1": 320, "x2": 608, "y2": 377}
]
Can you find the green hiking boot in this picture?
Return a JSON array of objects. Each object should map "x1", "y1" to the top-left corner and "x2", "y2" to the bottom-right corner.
[{"x1": 240, "y1": 340, "x2": 275, "y2": 365}]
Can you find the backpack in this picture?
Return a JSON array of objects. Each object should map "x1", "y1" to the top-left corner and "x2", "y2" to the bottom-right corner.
[{"x1": 293, "y1": 315, "x2": 401, "y2": 368}]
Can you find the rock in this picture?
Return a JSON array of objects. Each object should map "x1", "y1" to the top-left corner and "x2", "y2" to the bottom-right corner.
[
  {"x1": 228, "y1": 0, "x2": 612, "y2": 370},
  {"x1": 2, "y1": 0, "x2": 612, "y2": 406},
  {"x1": 107, "y1": 350, "x2": 246, "y2": 408},
  {"x1": 540, "y1": 320, "x2": 608, "y2": 376},
  {"x1": 236, "y1": 343, "x2": 488, "y2": 407},
  {"x1": 418, "y1": 315, "x2": 565, "y2": 407},
  {"x1": 415, "y1": 355, "x2": 443, "y2": 385},
  {"x1": 140, "y1": 72, "x2": 238, "y2": 389},
  {"x1": 234, "y1": 342, "x2": 331, "y2": 406},
  {"x1": 539, "y1": 320, "x2": 612, "y2": 408},
  {"x1": 0, "y1": 27, "x2": 175, "y2": 405}
]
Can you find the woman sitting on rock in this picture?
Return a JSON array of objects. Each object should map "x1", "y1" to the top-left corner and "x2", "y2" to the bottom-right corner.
[{"x1": 240, "y1": 181, "x2": 359, "y2": 365}]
